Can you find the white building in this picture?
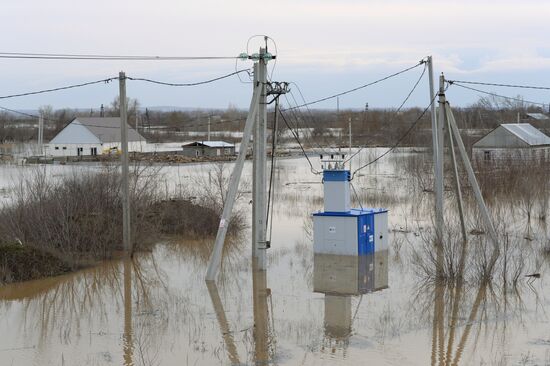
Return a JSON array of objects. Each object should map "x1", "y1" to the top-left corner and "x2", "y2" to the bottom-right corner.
[
  {"x1": 472, "y1": 123, "x2": 550, "y2": 162},
  {"x1": 45, "y1": 117, "x2": 146, "y2": 157}
]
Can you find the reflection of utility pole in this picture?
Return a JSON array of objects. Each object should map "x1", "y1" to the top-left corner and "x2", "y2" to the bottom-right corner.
[
  {"x1": 206, "y1": 282, "x2": 241, "y2": 364},
  {"x1": 252, "y1": 259, "x2": 271, "y2": 364},
  {"x1": 123, "y1": 259, "x2": 133, "y2": 366}
]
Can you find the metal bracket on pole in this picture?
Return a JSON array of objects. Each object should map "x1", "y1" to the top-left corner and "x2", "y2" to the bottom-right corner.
[{"x1": 205, "y1": 64, "x2": 262, "y2": 282}]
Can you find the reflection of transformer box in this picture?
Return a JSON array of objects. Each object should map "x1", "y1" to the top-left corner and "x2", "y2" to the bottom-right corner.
[
  {"x1": 313, "y1": 251, "x2": 389, "y2": 296},
  {"x1": 313, "y1": 251, "x2": 389, "y2": 349},
  {"x1": 312, "y1": 169, "x2": 388, "y2": 256}
]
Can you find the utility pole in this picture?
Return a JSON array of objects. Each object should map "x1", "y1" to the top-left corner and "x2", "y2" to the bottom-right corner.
[
  {"x1": 38, "y1": 113, "x2": 44, "y2": 155},
  {"x1": 435, "y1": 70, "x2": 445, "y2": 247},
  {"x1": 206, "y1": 64, "x2": 262, "y2": 281},
  {"x1": 208, "y1": 115, "x2": 211, "y2": 141},
  {"x1": 119, "y1": 71, "x2": 131, "y2": 255},
  {"x1": 252, "y1": 47, "x2": 268, "y2": 270},
  {"x1": 100, "y1": 104, "x2": 105, "y2": 117},
  {"x1": 348, "y1": 118, "x2": 352, "y2": 171}
]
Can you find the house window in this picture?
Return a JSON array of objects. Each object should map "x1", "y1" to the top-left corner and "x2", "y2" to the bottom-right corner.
[
  {"x1": 484, "y1": 151, "x2": 491, "y2": 161},
  {"x1": 195, "y1": 150, "x2": 200, "y2": 157},
  {"x1": 62, "y1": 147, "x2": 67, "y2": 150},
  {"x1": 91, "y1": 147, "x2": 97, "y2": 156},
  {"x1": 55, "y1": 147, "x2": 59, "y2": 150}
]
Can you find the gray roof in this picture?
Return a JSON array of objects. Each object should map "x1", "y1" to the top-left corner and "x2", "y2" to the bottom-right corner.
[
  {"x1": 501, "y1": 123, "x2": 550, "y2": 146},
  {"x1": 76, "y1": 117, "x2": 145, "y2": 143},
  {"x1": 526, "y1": 113, "x2": 549, "y2": 120},
  {"x1": 182, "y1": 140, "x2": 234, "y2": 148}
]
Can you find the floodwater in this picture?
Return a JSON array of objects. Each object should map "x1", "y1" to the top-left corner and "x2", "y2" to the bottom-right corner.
[{"x1": 1, "y1": 148, "x2": 549, "y2": 365}]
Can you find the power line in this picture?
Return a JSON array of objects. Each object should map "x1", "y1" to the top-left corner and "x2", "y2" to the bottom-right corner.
[
  {"x1": 0, "y1": 69, "x2": 252, "y2": 101},
  {"x1": 0, "y1": 77, "x2": 118, "y2": 100},
  {"x1": 288, "y1": 84, "x2": 333, "y2": 154},
  {"x1": 126, "y1": 69, "x2": 252, "y2": 87},
  {"x1": 278, "y1": 109, "x2": 321, "y2": 175},
  {"x1": 350, "y1": 93, "x2": 438, "y2": 180},
  {"x1": 282, "y1": 91, "x2": 330, "y2": 156},
  {"x1": 446, "y1": 79, "x2": 550, "y2": 91},
  {"x1": 0, "y1": 105, "x2": 42, "y2": 119},
  {"x1": 0, "y1": 52, "x2": 239, "y2": 61},
  {"x1": 345, "y1": 61, "x2": 427, "y2": 163},
  {"x1": 448, "y1": 82, "x2": 546, "y2": 107},
  {"x1": 282, "y1": 59, "x2": 427, "y2": 110}
]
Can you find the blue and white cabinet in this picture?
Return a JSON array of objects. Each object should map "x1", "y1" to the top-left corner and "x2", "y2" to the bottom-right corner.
[{"x1": 313, "y1": 169, "x2": 388, "y2": 256}]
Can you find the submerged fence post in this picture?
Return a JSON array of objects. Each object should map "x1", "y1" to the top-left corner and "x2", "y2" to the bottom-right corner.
[{"x1": 119, "y1": 71, "x2": 131, "y2": 255}]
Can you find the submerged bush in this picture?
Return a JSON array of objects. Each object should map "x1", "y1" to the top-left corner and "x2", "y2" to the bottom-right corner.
[
  {"x1": 0, "y1": 242, "x2": 71, "y2": 284},
  {"x1": 0, "y1": 165, "x2": 244, "y2": 280}
]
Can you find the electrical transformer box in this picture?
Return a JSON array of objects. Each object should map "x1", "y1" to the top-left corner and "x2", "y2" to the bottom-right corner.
[
  {"x1": 313, "y1": 208, "x2": 388, "y2": 256},
  {"x1": 312, "y1": 167, "x2": 389, "y2": 256}
]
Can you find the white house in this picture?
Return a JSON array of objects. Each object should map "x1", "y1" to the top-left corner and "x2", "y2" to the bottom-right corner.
[
  {"x1": 45, "y1": 117, "x2": 146, "y2": 157},
  {"x1": 472, "y1": 123, "x2": 550, "y2": 162}
]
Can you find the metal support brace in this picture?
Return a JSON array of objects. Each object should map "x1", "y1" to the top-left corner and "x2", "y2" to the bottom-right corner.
[
  {"x1": 446, "y1": 110, "x2": 468, "y2": 242},
  {"x1": 205, "y1": 64, "x2": 262, "y2": 281},
  {"x1": 445, "y1": 104, "x2": 499, "y2": 259}
]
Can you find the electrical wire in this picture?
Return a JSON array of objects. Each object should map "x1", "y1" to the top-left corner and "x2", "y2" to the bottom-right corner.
[
  {"x1": 446, "y1": 79, "x2": 550, "y2": 91},
  {"x1": 266, "y1": 100, "x2": 279, "y2": 244},
  {"x1": 279, "y1": 109, "x2": 321, "y2": 175},
  {"x1": 287, "y1": 85, "x2": 333, "y2": 154},
  {"x1": 448, "y1": 82, "x2": 546, "y2": 107},
  {"x1": 350, "y1": 182, "x2": 364, "y2": 211},
  {"x1": 282, "y1": 59, "x2": 427, "y2": 111},
  {"x1": 0, "y1": 52, "x2": 238, "y2": 61},
  {"x1": 126, "y1": 69, "x2": 252, "y2": 87},
  {"x1": 350, "y1": 92, "x2": 439, "y2": 180},
  {"x1": 282, "y1": 92, "x2": 330, "y2": 156},
  {"x1": 0, "y1": 77, "x2": 118, "y2": 100},
  {"x1": 345, "y1": 61, "x2": 428, "y2": 164}
]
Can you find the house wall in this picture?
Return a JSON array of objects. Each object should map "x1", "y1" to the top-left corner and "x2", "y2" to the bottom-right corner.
[
  {"x1": 180, "y1": 146, "x2": 235, "y2": 157},
  {"x1": 472, "y1": 146, "x2": 550, "y2": 163},
  {"x1": 46, "y1": 141, "x2": 146, "y2": 157}
]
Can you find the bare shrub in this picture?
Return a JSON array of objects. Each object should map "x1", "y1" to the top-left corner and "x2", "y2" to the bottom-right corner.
[{"x1": 0, "y1": 166, "x2": 160, "y2": 264}]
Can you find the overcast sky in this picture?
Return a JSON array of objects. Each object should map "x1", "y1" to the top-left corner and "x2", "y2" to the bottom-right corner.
[{"x1": 1, "y1": 0, "x2": 549, "y2": 111}]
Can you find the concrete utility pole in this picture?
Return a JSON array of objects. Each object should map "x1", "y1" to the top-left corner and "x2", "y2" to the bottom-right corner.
[
  {"x1": 119, "y1": 71, "x2": 131, "y2": 255},
  {"x1": 207, "y1": 115, "x2": 211, "y2": 141},
  {"x1": 348, "y1": 118, "x2": 352, "y2": 170},
  {"x1": 38, "y1": 113, "x2": 44, "y2": 155},
  {"x1": 434, "y1": 70, "x2": 445, "y2": 246},
  {"x1": 206, "y1": 64, "x2": 262, "y2": 281},
  {"x1": 252, "y1": 47, "x2": 268, "y2": 270}
]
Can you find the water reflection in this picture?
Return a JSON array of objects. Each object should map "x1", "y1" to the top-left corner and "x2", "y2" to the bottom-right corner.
[
  {"x1": 313, "y1": 251, "x2": 389, "y2": 354},
  {"x1": 206, "y1": 281, "x2": 241, "y2": 365},
  {"x1": 123, "y1": 258, "x2": 134, "y2": 366}
]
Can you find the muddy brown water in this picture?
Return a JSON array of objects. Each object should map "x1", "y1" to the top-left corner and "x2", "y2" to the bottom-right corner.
[{"x1": 0, "y1": 149, "x2": 549, "y2": 365}]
